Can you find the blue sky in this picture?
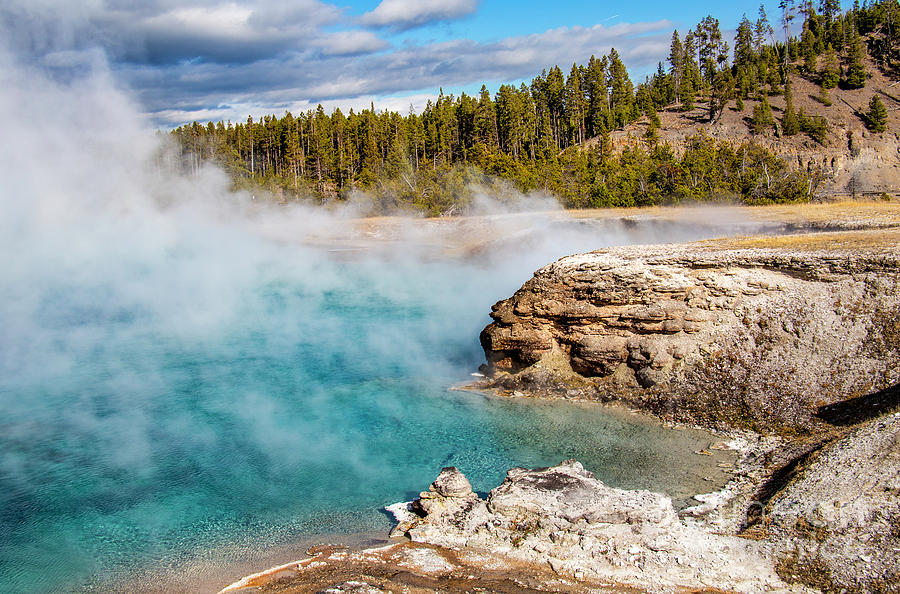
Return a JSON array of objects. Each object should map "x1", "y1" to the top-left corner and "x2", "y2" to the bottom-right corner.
[{"x1": 2, "y1": 0, "x2": 779, "y2": 127}]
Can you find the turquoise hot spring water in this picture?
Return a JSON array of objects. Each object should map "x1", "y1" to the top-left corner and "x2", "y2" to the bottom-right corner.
[{"x1": 0, "y1": 215, "x2": 746, "y2": 593}]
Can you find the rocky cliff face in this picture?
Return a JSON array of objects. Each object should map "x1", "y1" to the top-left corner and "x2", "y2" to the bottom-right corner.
[{"x1": 478, "y1": 236, "x2": 900, "y2": 432}]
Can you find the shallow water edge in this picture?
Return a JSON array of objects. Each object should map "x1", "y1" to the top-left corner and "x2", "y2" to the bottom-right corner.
[{"x1": 159, "y1": 395, "x2": 740, "y2": 594}]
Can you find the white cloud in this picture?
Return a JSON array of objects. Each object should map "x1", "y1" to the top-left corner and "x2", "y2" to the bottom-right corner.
[
  {"x1": 135, "y1": 18, "x2": 675, "y2": 126},
  {"x1": 316, "y1": 31, "x2": 390, "y2": 56},
  {"x1": 151, "y1": 92, "x2": 437, "y2": 127},
  {"x1": 360, "y1": 0, "x2": 478, "y2": 30},
  {"x1": 2, "y1": 0, "x2": 676, "y2": 127},
  {"x1": 2, "y1": 0, "x2": 346, "y2": 65},
  {"x1": 248, "y1": 0, "x2": 342, "y2": 30},
  {"x1": 142, "y1": 4, "x2": 255, "y2": 38}
]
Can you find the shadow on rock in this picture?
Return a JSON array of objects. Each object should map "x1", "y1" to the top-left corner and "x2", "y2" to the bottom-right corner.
[{"x1": 816, "y1": 382, "x2": 900, "y2": 426}]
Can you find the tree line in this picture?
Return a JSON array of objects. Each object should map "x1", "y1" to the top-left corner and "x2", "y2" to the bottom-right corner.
[{"x1": 170, "y1": 0, "x2": 898, "y2": 215}]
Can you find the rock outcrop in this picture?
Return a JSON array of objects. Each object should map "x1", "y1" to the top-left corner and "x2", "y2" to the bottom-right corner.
[
  {"x1": 218, "y1": 539, "x2": 607, "y2": 594},
  {"x1": 392, "y1": 461, "x2": 800, "y2": 592},
  {"x1": 478, "y1": 236, "x2": 900, "y2": 432},
  {"x1": 391, "y1": 467, "x2": 491, "y2": 541}
]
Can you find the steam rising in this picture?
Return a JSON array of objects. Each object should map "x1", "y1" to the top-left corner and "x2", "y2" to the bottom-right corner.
[{"x1": 0, "y1": 47, "x2": 752, "y2": 593}]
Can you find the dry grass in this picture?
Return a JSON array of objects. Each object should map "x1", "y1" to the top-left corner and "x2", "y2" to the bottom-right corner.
[
  {"x1": 741, "y1": 201, "x2": 900, "y2": 225},
  {"x1": 568, "y1": 200, "x2": 900, "y2": 225},
  {"x1": 710, "y1": 227, "x2": 900, "y2": 251},
  {"x1": 356, "y1": 200, "x2": 900, "y2": 228}
]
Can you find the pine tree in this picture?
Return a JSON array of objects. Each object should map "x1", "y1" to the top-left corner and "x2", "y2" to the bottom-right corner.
[
  {"x1": 644, "y1": 112, "x2": 661, "y2": 146},
  {"x1": 519, "y1": 83, "x2": 537, "y2": 160},
  {"x1": 817, "y1": 81, "x2": 833, "y2": 105},
  {"x1": 800, "y1": 0, "x2": 819, "y2": 72},
  {"x1": 755, "y1": 4, "x2": 774, "y2": 50},
  {"x1": 734, "y1": 15, "x2": 756, "y2": 97},
  {"x1": 802, "y1": 31, "x2": 818, "y2": 72},
  {"x1": 820, "y1": 0, "x2": 840, "y2": 26},
  {"x1": 457, "y1": 93, "x2": 477, "y2": 155},
  {"x1": 866, "y1": 95, "x2": 888, "y2": 132},
  {"x1": 871, "y1": 0, "x2": 900, "y2": 68},
  {"x1": 247, "y1": 115, "x2": 256, "y2": 176},
  {"x1": 283, "y1": 112, "x2": 302, "y2": 189},
  {"x1": 682, "y1": 31, "x2": 702, "y2": 109},
  {"x1": 608, "y1": 48, "x2": 636, "y2": 128},
  {"x1": 765, "y1": 49, "x2": 784, "y2": 94},
  {"x1": 695, "y1": 15, "x2": 730, "y2": 120},
  {"x1": 544, "y1": 66, "x2": 566, "y2": 149},
  {"x1": 312, "y1": 105, "x2": 334, "y2": 188},
  {"x1": 681, "y1": 83, "x2": 696, "y2": 112},
  {"x1": 781, "y1": 79, "x2": 800, "y2": 135},
  {"x1": 669, "y1": 30, "x2": 685, "y2": 103},
  {"x1": 584, "y1": 55, "x2": 609, "y2": 137},
  {"x1": 820, "y1": 0, "x2": 843, "y2": 48},
  {"x1": 779, "y1": 0, "x2": 797, "y2": 71},
  {"x1": 751, "y1": 96, "x2": 776, "y2": 133},
  {"x1": 475, "y1": 85, "x2": 498, "y2": 150},
  {"x1": 635, "y1": 81, "x2": 654, "y2": 116},
  {"x1": 495, "y1": 84, "x2": 517, "y2": 156},
  {"x1": 712, "y1": 69, "x2": 735, "y2": 121},
  {"x1": 565, "y1": 64, "x2": 587, "y2": 145},
  {"x1": 696, "y1": 16, "x2": 725, "y2": 86},
  {"x1": 844, "y1": 29, "x2": 867, "y2": 88},
  {"x1": 651, "y1": 61, "x2": 674, "y2": 106},
  {"x1": 832, "y1": 13, "x2": 845, "y2": 51},
  {"x1": 820, "y1": 43, "x2": 840, "y2": 88}
]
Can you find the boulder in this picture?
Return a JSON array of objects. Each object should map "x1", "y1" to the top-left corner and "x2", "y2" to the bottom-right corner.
[{"x1": 430, "y1": 467, "x2": 473, "y2": 498}]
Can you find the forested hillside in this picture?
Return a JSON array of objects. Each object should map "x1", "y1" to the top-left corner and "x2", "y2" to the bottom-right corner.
[{"x1": 171, "y1": 0, "x2": 899, "y2": 214}]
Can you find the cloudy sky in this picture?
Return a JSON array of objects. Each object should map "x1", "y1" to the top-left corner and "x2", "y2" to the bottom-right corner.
[{"x1": 2, "y1": 0, "x2": 762, "y2": 127}]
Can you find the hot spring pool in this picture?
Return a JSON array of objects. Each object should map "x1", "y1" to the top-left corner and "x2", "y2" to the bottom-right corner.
[{"x1": 0, "y1": 219, "x2": 740, "y2": 593}]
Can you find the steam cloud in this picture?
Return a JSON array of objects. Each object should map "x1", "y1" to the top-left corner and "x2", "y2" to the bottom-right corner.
[
  {"x1": 0, "y1": 39, "x2": 752, "y2": 488},
  {"x1": 0, "y1": 44, "x2": 756, "y2": 592}
]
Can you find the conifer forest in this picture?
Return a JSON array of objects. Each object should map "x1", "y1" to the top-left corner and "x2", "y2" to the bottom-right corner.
[{"x1": 171, "y1": 0, "x2": 899, "y2": 215}]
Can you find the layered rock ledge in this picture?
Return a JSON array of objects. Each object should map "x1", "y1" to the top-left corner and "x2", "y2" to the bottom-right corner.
[{"x1": 477, "y1": 230, "x2": 900, "y2": 432}]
